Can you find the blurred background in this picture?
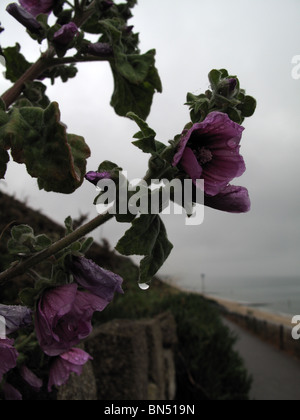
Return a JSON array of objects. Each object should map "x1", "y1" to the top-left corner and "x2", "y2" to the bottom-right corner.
[{"x1": 1, "y1": 0, "x2": 300, "y2": 315}]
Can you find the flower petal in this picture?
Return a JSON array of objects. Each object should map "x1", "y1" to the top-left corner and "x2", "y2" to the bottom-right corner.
[
  {"x1": 48, "y1": 348, "x2": 92, "y2": 392},
  {"x1": 19, "y1": 0, "x2": 55, "y2": 17},
  {"x1": 60, "y1": 348, "x2": 92, "y2": 365},
  {"x1": 204, "y1": 185, "x2": 251, "y2": 213},
  {"x1": 179, "y1": 147, "x2": 202, "y2": 183},
  {"x1": 20, "y1": 365, "x2": 43, "y2": 390},
  {"x1": 70, "y1": 257, "x2": 124, "y2": 302},
  {"x1": 0, "y1": 339, "x2": 18, "y2": 382},
  {"x1": 85, "y1": 171, "x2": 112, "y2": 186}
]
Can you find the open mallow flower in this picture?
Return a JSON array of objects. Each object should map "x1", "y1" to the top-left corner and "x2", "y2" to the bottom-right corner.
[
  {"x1": 173, "y1": 111, "x2": 250, "y2": 213},
  {"x1": 35, "y1": 284, "x2": 109, "y2": 357}
]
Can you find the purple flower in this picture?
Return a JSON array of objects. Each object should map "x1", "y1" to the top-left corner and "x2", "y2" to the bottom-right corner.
[
  {"x1": 6, "y1": 3, "x2": 42, "y2": 33},
  {"x1": 53, "y1": 23, "x2": 78, "y2": 46},
  {"x1": 19, "y1": 0, "x2": 55, "y2": 17},
  {"x1": 35, "y1": 284, "x2": 108, "y2": 357},
  {"x1": 20, "y1": 365, "x2": 43, "y2": 391},
  {"x1": 0, "y1": 339, "x2": 18, "y2": 382},
  {"x1": 101, "y1": 0, "x2": 114, "y2": 11},
  {"x1": 70, "y1": 257, "x2": 124, "y2": 302},
  {"x1": 173, "y1": 112, "x2": 251, "y2": 213},
  {"x1": 87, "y1": 43, "x2": 113, "y2": 58},
  {"x1": 48, "y1": 348, "x2": 92, "y2": 392},
  {"x1": 85, "y1": 171, "x2": 112, "y2": 186},
  {"x1": 173, "y1": 112, "x2": 246, "y2": 197},
  {"x1": 0, "y1": 304, "x2": 32, "y2": 335}
]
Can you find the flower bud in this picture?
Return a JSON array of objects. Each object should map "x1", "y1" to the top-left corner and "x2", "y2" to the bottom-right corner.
[
  {"x1": 6, "y1": 3, "x2": 42, "y2": 34},
  {"x1": 86, "y1": 43, "x2": 113, "y2": 58},
  {"x1": 85, "y1": 171, "x2": 112, "y2": 185},
  {"x1": 0, "y1": 304, "x2": 32, "y2": 335},
  {"x1": 101, "y1": 0, "x2": 114, "y2": 11},
  {"x1": 53, "y1": 22, "x2": 78, "y2": 46}
]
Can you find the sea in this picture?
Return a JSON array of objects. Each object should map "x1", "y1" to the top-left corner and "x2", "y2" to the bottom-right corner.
[{"x1": 171, "y1": 276, "x2": 300, "y2": 318}]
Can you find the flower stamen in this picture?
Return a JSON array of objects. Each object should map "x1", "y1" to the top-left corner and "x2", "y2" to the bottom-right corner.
[{"x1": 195, "y1": 147, "x2": 213, "y2": 165}]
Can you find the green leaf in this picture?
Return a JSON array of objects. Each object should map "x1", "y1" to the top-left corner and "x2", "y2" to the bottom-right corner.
[
  {"x1": 115, "y1": 50, "x2": 157, "y2": 85},
  {"x1": 97, "y1": 18, "x2": 162, "y2": 119},
  {"x1": 11, "y1": 225, "x2": 34, "y2": 242},
  {"x1": 208, "y1": 69, "x2": 222, "y2": 90},
  {"x1": 110, "y1": 63, "x2": 161, "y2": 120},
  {"x1": 8, "y1": 224, "x2": 52, "y2": 254},
  {"x1": 3, "y1": 44, "x2": 32, "y2": 83},
  {"x1": 80, "y1": 237, "x2": 94, "y2": 254},
  {"x1": 0, "y1": 147, "x2": 9, "y2": 179},
  {"x1": 19, "y1": 288, "x2": 37, "y2": 307},
  {"x1": 116, "y1": 214, "x2": 173, "y2": 283},
  {"x1": 227, "y1": 107, "x2": 242, "y2": 124},
  {"x1": 33, "y1": 234, "x2": 52, "y2": 251},
  {"x1": 22, "y1": 81, "x2": 50, "y2": 108},
  {"x1": 70, "y1": 241, "x2": 82, "y2": 253},
  {"x1": 239, "y1": 95, "x2": 257, "y2": 118},
  {"x1": 132, "y1": 138, "x2": 157, "y2": 154},
  {"x1": 97, "y1": 160, "x2": 121, "y2": 172},
  {"x1": 127, "y1": 112, "x2": 157, "y2": 139},
  {"x1": 2, "y1": 102, "x2": 90, "y2": 194},
  {"x1": 127, "y1": 112, "x2": 158, "y2": 154},
  {"x1": 0, "y1": 99, "x2": 6, "y2": 111},
  {"x1": 64, "y1": 216, "x2": 73, "y2": 235}
]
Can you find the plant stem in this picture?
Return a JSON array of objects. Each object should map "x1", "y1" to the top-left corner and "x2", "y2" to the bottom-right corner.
[
  {"x1": 0, "y1": 212, "x2": 114, "y2": 285},
  {"x1": 52, "y1": 55, "x2": 112, "y2": 66},
  {"x1": 1, "y1": 48, "x2": 55, "y2": 109},
  {"x1": 73, "y1": 0, "x2": 96, "y2": 27}
]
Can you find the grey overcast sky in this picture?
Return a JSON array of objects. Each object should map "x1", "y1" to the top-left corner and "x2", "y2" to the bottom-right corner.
[{"x1": 1, "y1": 0, "x2": 300, "y2": 288}]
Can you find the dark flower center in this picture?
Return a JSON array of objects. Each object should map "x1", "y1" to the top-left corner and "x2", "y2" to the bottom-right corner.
[{"x1": 195, "y1": 147, "x2": 213, "y2": 165}]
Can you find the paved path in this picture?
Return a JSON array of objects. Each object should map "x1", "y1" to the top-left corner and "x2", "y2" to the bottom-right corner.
[{"x1": 222, "y1": 318, "x2": 300, "y2": 400}]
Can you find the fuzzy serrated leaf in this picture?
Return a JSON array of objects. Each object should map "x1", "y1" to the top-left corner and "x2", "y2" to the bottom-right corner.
[
  {"x1": 2, "y1": 102, "x2": 90, "y2": 193},
  {"x1": 116, "y1": 214, "x2": 173, "y2": 283},
  {"x1": 3, "y1": 44, "x2": 32, "y2": 83}
]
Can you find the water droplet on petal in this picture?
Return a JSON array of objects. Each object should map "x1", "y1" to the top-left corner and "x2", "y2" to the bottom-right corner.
[
  {"x1": 227, "y1": 139, "x2": 237, "y2": 148},
  {"x1": 138, "y1": 283, "x2": 150, "y2": 291}
]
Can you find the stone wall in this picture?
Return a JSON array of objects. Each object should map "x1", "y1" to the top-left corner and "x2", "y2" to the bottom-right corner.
[{"x1": 57, "y1": 312, "x2": 178, "y2": 401}]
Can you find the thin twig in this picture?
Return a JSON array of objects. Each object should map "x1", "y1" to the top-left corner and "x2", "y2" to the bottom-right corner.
[
  {"x1": 0, "y1": 212, "x2": 114, "y2": 285},
  {"x1": 0, "y1": 220, "x2": 16, "y2": 244}
]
